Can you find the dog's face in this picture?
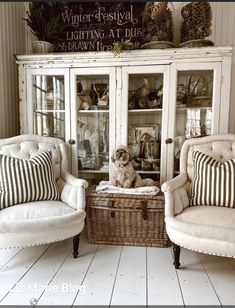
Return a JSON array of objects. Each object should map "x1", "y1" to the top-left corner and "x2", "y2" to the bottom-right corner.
[{"x1": 111, "y1": 146, "x2": 131, "y2": 164}]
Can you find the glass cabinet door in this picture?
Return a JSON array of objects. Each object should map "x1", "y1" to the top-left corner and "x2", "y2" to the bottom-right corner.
[
  {"x1": 27, "y1": 69, "x2": 70, "y2": 141},
  {"x1": 70, "y1": 67, "x2": 116, "y2": 183},
  {"x1": 121, "y1": 66, "x2": 170, "y2": 184},
  {"x1": 168, "y1": 62, "x2": 221, "y2": 178}
]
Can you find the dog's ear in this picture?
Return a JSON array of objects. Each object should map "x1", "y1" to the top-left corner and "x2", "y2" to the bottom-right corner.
[{"x1": 125, "y1": 147, "x2": 132, "y2": 162}]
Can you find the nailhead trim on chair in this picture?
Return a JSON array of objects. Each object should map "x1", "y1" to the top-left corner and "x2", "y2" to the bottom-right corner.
[
  {"x1": 0, "y1": 231, "x2": 83, "y2": 250},
  {"x1": 171, "y1": 240, "x2": 235, "y2": 258}
]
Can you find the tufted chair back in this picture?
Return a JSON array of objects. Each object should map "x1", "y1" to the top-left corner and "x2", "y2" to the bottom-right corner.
[
  {"x1": 0, "y1": 135, "x2": 68, "y2": 180},
  {"x1": 180, "y1": 134, "x2": 235, "y2": 182}
]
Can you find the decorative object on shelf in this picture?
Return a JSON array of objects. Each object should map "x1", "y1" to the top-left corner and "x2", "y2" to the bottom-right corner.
[
  {"x1": 140, "y1": 133, "x2": 159, "y2": 159},
  {"x1": 24, "y1": 2, "x2": 66, "y2": 53},
  {"x1": 78, "y1": 90, "x2": 93, "y2": 110},
  {"x1": 179, "y1": 2, "x2": 213, "y2": 47},
  {"x1": 185, "y1": 108, "x2": 204, "y2": 139},
  {"x1": 128, "y1": 125, "x2": 160, "y2": 172},
  {"x1": 174, "y1": 135, "x2": 185, "y2": 174},
  {"x1": 111, "y1": 146, "x2": 154, "y2": 188},
  {"x1": 112, "y1": 39, "x2": 134, "y2": 56},
  {"x1": 141, "y1": 2, "x2": 175, "y2": 49},
  {"x1": 93, "y1": 84, "x2": 109, "y2": 106},
  {"x1": 177, "y1": 84, "x2": 188, "y2": 103},
  {"x1": 129, "y1": 78, "x2": 163, "y2": 110},
  {"x1": 204, "y1": 109, "x2": 212, "y2": 135},
  {"x1": 178, "y1": 75, "x2": 212, "y2": 107}
]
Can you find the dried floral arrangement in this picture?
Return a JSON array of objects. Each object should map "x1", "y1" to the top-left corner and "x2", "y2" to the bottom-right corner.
[
  {"x1": 142, "y1": 2, "x2": 173, "y2": 45},
  {"x1": 180, "y1": 2, "x2": 212, "y2": 43}
]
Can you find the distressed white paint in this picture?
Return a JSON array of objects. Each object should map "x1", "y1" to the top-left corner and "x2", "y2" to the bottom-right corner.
[
  {"x1": 160, "y1": 2, "x2": 235, "y2": 132},
  {"x1": 16, "y1": 47, "x2": 232, "y2": 182},
  {"x1": 0, "y1": 2, "x2": 26, "y2": 138}
]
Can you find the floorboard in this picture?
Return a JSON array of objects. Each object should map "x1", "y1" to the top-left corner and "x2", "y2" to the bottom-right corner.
[
  {"x1": 199, "y1": 253, "x2": 235, "y2": 305},
  {"x1": 0, "y1": 248, "x2": 22, "y2": 269},
  {"x1": 177, "y1": 249, "x2": 221, "y2": 306},
  {"x1": 147, "y1": 247, "x2": 183, "y2": 305},
  {"x1": 1, "y1": 237, "x2": 235, "y2": 306},
  {"x1": 110, "y1": 246, "x2": 146, "y2": 306},
  {"x1": 37, "y1": 240, "x2": 98, "y2": 306},
  {"x1": 0, "y1": 240, "x2": 71, "y2": 305},
  {"x1": 73, "y1": 244, "x2": 122, "y2": 306},
  {"x1": 0, "y1": 244, "x2": 50, "y2": 303}
]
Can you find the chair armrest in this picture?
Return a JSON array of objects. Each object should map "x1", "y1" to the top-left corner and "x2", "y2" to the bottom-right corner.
[
  {"x1": 61, "y1": 171, "x2": 88, "y2": 188},
  {"x1": 57, "y1": 172, "x2": 88, "y2": 210},
  {"x1": 161, "y1": 174, "x2": 190, "y2": 217},
  {"x1": 161, "y1": 173, "x2": 187, "y2": 192}
]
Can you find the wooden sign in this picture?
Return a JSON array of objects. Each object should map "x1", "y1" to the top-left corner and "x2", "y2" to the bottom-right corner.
[{"x1": 52, "y1": 2, "x2": 145, "y2": 52}]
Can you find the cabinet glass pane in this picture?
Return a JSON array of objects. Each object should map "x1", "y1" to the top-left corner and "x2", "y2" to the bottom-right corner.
[
  {"x1": 77, "y1": 75, "x2": 109, "y2": 183},
  {"x1": 32, "y1": 75, "x2": 65, "y2": 139},
  {"x1": 35, "y1": 111, "x2": 65, "y2": 139},
  {"x1": 128, "y1": 73, "x2": 163, "y2": 182},
  {"x1": 174, "y1": 70, "x2": 213, "y2": 174}
]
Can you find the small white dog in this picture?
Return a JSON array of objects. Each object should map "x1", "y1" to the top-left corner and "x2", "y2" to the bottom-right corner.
[{"x1": 111, "y1": 145, "x2": 154, "y2": 188}]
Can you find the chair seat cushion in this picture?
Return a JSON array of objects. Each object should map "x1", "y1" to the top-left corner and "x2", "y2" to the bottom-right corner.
[
  {"x1": 167, "y1": 206, "x2": 235, "y2": 243},
  {"x1": 0, "y1": 200, "x2": 75, "y2": 221},
  {"x1": 0, "y1": 201, "x2": 86, "y2": 233}
]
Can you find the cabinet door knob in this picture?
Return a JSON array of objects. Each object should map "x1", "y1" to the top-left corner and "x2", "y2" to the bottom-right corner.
[
  {"x1": 69, "y1": 139, "x2": 75, "y2": 145},
  {"x1": 165, "y1": 138, "x2": 173, "y2": 144}
]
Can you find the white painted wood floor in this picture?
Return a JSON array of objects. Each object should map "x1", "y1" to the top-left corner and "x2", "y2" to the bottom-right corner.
[{"x1": 0, "y1": 235, "x2": 235, "y2": 306}]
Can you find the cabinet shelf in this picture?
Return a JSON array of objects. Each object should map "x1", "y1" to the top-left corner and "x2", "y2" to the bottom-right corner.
[
  {"x1": 176, "y1": 106, "x2": 212, "y2": 111},
  {"x1": 129, "y1": 108, "x2": 162, "y2": 114},
  {"x1": 78, "y1": 169, "x2": 109, "y2": 174},
  {"x1": 78, "y1": 109, "x2": 109, "y2": 114},
  {"x1": 137, "y1": 171, "x2": 160, "y2": 174},
  {"x1": 36, "y1": 110, "x2": 65, "y2": 113}
]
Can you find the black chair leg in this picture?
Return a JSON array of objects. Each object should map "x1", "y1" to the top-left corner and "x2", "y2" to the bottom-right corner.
[
  {"x1": 173, "y1": 244, "x2": 181, "y2": 269},
  {"x1": 73, "y1": 233, "x2": 80, "y2": 258}
]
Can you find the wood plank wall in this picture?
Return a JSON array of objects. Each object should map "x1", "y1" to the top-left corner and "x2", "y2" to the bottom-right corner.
[
  {"x1": 0, "y1": 2, "x2": 26, "y2": 138},
  {"x1": 2, "y1": 2, "x2": 234, "y2": 138}
]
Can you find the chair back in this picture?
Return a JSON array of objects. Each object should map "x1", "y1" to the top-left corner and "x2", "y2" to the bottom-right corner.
[
  {"x1": 0, "y1": 135, "x2": 68, "y2": 180},
  {"x1": 180, "y1": 134, "x2": 235, "y2": 182}
]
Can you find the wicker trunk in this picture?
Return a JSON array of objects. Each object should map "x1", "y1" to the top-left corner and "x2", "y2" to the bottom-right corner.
[{"x1": 85, "y1": 185, "x2": 170, "y2": 247}]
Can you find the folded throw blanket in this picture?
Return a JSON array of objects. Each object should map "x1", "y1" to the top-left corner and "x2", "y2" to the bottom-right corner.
[{"x1": 96, "y1": 181, "x2": 160, "y2": 195}]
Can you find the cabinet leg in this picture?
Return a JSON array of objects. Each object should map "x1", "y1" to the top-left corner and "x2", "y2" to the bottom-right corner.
[
  {"x1": 173, "y1": 244, "x2": 181, "y2": 269},
  {"x1": 73, "y1": 233, "x2": 80, "y2": 258}
]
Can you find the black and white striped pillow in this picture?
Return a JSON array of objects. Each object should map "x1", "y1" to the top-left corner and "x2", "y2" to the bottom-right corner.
[
  {"x1": 191, "y1": 150, "x2": 235, "y2": 207},
  {"x1": 0, "y1": 150, "x2": 60, "y2": 209}
]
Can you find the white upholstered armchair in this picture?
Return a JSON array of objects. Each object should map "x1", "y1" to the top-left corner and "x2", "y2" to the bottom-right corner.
[
  {"x1": 162, "y1": 134, "x2": 235, "y2": 268},
  {"x1": 0, "y1": 135, "x2": 88, "y2": 258}
]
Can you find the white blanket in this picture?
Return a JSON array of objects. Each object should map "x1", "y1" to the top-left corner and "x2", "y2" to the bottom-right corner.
[{"x1": 96, "y1": 181, "x2": 160, "y2": 195}]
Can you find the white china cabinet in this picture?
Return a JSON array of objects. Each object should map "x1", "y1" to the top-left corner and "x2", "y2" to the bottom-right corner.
[{"x1": 16, "y1": 46, "x2": 232, "y2": 184}]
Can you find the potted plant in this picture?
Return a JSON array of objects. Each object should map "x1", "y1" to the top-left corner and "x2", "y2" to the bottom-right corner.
[{"x1": 24, "y1": 2, "x2": 66, "y2": 53}]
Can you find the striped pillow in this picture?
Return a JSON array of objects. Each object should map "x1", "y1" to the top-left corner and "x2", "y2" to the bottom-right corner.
[
  {"x1": 191, "y1": 150, "x2": 235, "y2": 207},
  {"x1": 0, "y1": 150, "x2": 60, "y2": 209}
]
